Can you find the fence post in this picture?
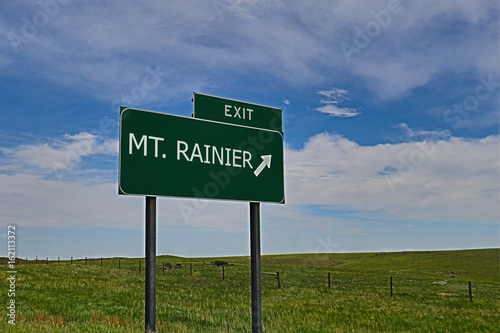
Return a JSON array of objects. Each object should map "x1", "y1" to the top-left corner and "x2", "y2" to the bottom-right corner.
[
  {"x1": 36, "y1": 255, "x2": 38, "y2": 264},
  {"x1": 85, "y1": 257, "x2": 87, "y2": 266},
  {"x1": 328, "y1": 272, "x2": 331, "y2": 289},
  {"x1": 222, "y1": 266, "x2": 225, "y2": 280},
  {"x1": 119, "y1": 260, "x2": 121, "y2": 270},
  {"x1": 469, "y1": 281, "x2": 473, "y2": 302},
  {"x1": 390, "y1": 276, "x2": 393, "y2": 297},
  {"x1": 101, "y1": 257, "x2": 103, "y2": 267},
  {"x1": 71, "y1": 256, "x2": 73, "y2": 265},
  {"x1": 58, "y1": 257, "x2": 60, "y2": 265},
  {"x1": 277, "y1": 272, "x2": 281, "y2": 288}
]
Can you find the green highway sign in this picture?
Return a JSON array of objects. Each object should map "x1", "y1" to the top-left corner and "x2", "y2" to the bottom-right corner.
[
  {"x1": 119, "y1": 107, "x2": 285, "y2": 203},
  {"x1": 193, "y1": 92, "x2": 283, "y2": 132}
]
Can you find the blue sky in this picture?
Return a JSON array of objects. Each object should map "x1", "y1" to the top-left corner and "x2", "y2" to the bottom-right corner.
[{"x1": 0, "y1": 0, "x2": 498, "y2": 259}]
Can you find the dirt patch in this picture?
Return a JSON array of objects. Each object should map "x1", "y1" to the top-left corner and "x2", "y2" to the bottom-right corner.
[
  {"x1": 437, "y1": 293, "x2": 458, "y2": 297},
  {"x1": 261, "y1": 257, "x2": 343, "y2": 267},
  {"x1": 433, "y1": 280, "x2": 451, "y2": 285}
]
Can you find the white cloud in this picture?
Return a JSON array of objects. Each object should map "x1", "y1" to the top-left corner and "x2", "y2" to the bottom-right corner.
[
  {"x1": 353, "y1": 61, "x2": 440, "y2": 100},
  {"x1": 317, "y1": 88, "x2": 350, "y2": 103},
  {"x1": 94, "y1": 139, "x2": 119, "y2": 155},
  {"x1": 394, "y1": 123, "x2": 451, "y2": 141},
  {"x1": 1, "y1": 131, "x2": 497, "y2": 234},
  {"x1": 2, "y1": 132, "x2": 117, "y2": 172},
  {"x1": 14, "y1": 133, "x2": 97, "y2": 171},
  {"x1": 1, "y1": 0, "x2": 496, "y2": 103},
  {"x1": 315, "y1": 88, "x2": 360, "y2": 117},
  {"x1": 316, "y1": 104, "x2": 360, "y2": 118},
  {"x1": 0, "y1": 53, "x2": 11, "y2": 69},
  {"x1": 286, "y1": 133, "x2": 499, "y2": 224},
  {"x1": 0, "y1": 172, "x2": 251, "y2": 233},
  {"x1": 0, "y1": 173, "x2": 142, "y2": 229}
]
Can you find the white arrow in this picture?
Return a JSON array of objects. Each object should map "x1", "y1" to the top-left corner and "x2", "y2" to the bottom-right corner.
[{"x1": 254, "y1": 155, "x2": 272, "y2": 177}]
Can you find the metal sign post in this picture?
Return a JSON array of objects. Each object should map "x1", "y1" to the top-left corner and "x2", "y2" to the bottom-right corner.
[
  {"x1": 145, "y1": 196, "x2": 156, "y2": 332},
  {"x1": 250, "y1": 202, "x2": 262, "y2": 333}
]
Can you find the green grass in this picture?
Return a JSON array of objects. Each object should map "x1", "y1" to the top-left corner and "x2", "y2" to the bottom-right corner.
[{"x1": 1, "y1": 249, "x2": 498, "y2": 332}]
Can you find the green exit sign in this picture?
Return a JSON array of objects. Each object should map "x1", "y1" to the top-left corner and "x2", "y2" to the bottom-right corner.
[
  {"x1": 119, "y1": 107, "x2": 285, "y2": 204},
  {"x1": 193, "y1": 92, "x2": 282, "y2": 133}
]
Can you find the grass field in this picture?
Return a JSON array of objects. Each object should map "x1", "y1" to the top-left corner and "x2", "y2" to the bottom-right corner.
[{"x1": 1, "y1": 248, "x2": 499, "y2": 332}]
